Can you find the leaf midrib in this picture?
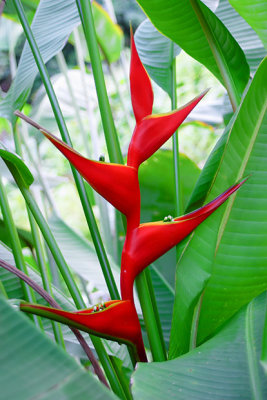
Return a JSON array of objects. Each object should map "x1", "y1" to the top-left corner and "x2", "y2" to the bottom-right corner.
[
  {"x1": 215, "y1": 94, "x2": 267, "y2": 255},
  {"x1": 245, "y1": 300, "x2": 263, "y2": 399}
]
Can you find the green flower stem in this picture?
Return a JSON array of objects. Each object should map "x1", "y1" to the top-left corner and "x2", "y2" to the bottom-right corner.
[
  {"x1": 13, "y1": 0, "x2": 119, "y2": 301},
  {"x1": 0, "y1": 176, "x2": 43, "y2": 329},
  {"x1": 170, "y1": 44, "x2": 183, "y2": 217},
  {"x1": 28, "y1": 212, "x2": 65, "y2": 348},
  {"x1": 76, "y1": 0, "x2": 166, "y2": 361},
  {"x1": 56, "y1": 52, "x2": 91, "y2": 157},
  {"x1": 76, "y1": 0, "x2": 123, "y2": 163},
  {"x1": 145, "y1": 268, "x2": 166, "y2": 357},
  {"x1": 135, "y1": 273, "x2": 166, "y2": 361},
  {"x1": 14, "y1": 126, "x2": 65, "y2": 347}
]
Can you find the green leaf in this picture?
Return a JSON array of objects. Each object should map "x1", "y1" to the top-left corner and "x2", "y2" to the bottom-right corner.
[
  {"x1": 0, "y1": 0, "x2": 81, "y2": 123},
  {"x1": 169, "y1": 57, "x2": 267, "y2": 358},
  {"x1": 0, "y1": 0, "x2": 124, "y2": 124},
  {"x1": 0, "y1": 296, "x2": 116, "y2": 400},
  {"x1": 92, "y1": 1, "x2": 123, "y2": 64},
  {"x1": 185, "y1": 115, "x2": 232, "y2": 212},
  {"x1": 0, "y1": 218, "x2": 33, "y2": 249},
  {"x1": 136, "y1": 0, "x2": 250, "y2": 107},
  {"x1": 0, "y1": 143, "x2": 34, "y2": 188},
  {"x1": 139, "y1": 150, "x2": 200, "y2": 223},
  {"x1": 134, "y1": 19, "x2": 181, "y2": 96},
  {"x1": 132, "y1": 292, "x2": 267, "y2": 399},
  {"x1": 216, "y1": 0, "x2": 266, "y2": 73},
  {"x1": 229, "y1": 0, "x2": 267, "y2": 51},
  {"x1": 261, "y1": 296, "x2": 267, "y2": 375}
]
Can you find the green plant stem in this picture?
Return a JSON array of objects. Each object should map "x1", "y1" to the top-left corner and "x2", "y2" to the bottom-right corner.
[
  {"x1": 135, "y1": 274, "x2": 166, "y2": 361},
  {"x1": 170, "y1": 44, "x2": 182, "y2": 217},
  {"x1": 13, "y1": 0, "x2": 119, "y2": 301},
  {"x1": 76, "y1": 0, "x2": 123, "y2": 163},
  {"x1": 0, "y1": 176, "x2": 42, "y2": 329},
  {"x1": 76, "y1": 0, "x2": 166, "y2": 361},
  {"x1": 28, "y1": 212, "x2": 65, "y2": 347},
  {"x1": 14, "y1": 126, "x2": 65, "y2": 347},
  {"x1": 189, "y1": 0, "x2": 238, "y2": 111},
  {"x1": 56, "y1": 52, "x2": 91, "y2": 156}
]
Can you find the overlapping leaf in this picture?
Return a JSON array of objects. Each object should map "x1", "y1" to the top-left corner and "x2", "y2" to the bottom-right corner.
[
  {"x1": 0, "y1": 296, "x2": 116, "y2": 400},
  {"x1": 134, "y1": 19, "x2": 181, "y2": 96},
  {"x1": 132, "y1": 293, "x2": 267, "y2": 399},
  {"x1": 136, "y1": 0, "x2": 250, "y2": 105},
  {"x1": 229, "y1": 0, "x2": 267, "y2": 51},
  {"x1": 169, "y1": 57, "x2": 267, "y2": 358},
  {"x1": 216, "y1": 0, "x2": 266, "y2": 73}
]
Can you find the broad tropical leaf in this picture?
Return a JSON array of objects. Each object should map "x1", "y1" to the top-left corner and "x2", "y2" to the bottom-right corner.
[
  {"x1": 132, "y1": 292, "x2": 267, "y2": 399},
  {"x1": 134, "y1": 19, "x2": 181, "y2": 96},
  {"x1": 169, "y1": 57, "x2": 267, "y2": 358},
  {"x1": 0, "y1": 296, "x2": 116, "y2": 400},
  {"x1": 136, "y1": 0, "x2": 250, "y2": 106},
  {"x1": 216, "y1": 0, "x2": 266, "y2": 73},
  {"x1": 229, "y1": 0, "x2": 267, "y2": 51}
]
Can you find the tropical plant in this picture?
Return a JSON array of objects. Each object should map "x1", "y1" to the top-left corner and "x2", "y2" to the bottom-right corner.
[{"x1": 0, "y1": 0, "x2": 266, "y2": 399}]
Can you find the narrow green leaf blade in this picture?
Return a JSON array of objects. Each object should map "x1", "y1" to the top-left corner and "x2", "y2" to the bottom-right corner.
[
  {"x1": 0, "y1": 144, "x2": 34, "y2": 188},
  {"x1": 132, "y1": 293, "x2": 267, "y2": 399}
]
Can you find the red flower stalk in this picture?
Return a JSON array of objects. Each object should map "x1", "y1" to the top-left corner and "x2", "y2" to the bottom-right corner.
[
  {"x1": 20, "y1": 300, "x2": 147, "y2": 362},
  {"x1": 120, "y1": 179, "x2": 246, "y2": 302}
]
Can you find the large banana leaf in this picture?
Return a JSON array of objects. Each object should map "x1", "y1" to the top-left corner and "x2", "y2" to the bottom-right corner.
[
  {"x1": 132, "y1": 292, "x2": 267, "y2": 399},
  {"x1": 169, "y1": 57, "x2": 267, "y2": 358},
  {"x1": 134, "y1": 19, "x2": 181, "y2": 96},
  {"x1": 216, "y1": 0, "x2": 266, "y2": 73},
  {"x1": 229, "y1": 0, "x2": 267, "y2": 51},
  {"x1": 136, "y1": 0, "x2": 249, "y2": 105},
  {"x1": 0, "y1": 296, "x2": 116, "y2": 400}
]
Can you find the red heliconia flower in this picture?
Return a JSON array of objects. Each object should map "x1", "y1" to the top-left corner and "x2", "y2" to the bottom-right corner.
[
  {"x1": 39, "y1": 128, "x2": 141, "y2": 230},
  {"x1": 127, "y1": 30, "x2": 208, "y2": 169},
  {"x1": 20, "y1": 300, "x2": 147, "y2": 362},
  {"x1": 120, "y1": 179, "x2": 246, "y2": 302}
]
